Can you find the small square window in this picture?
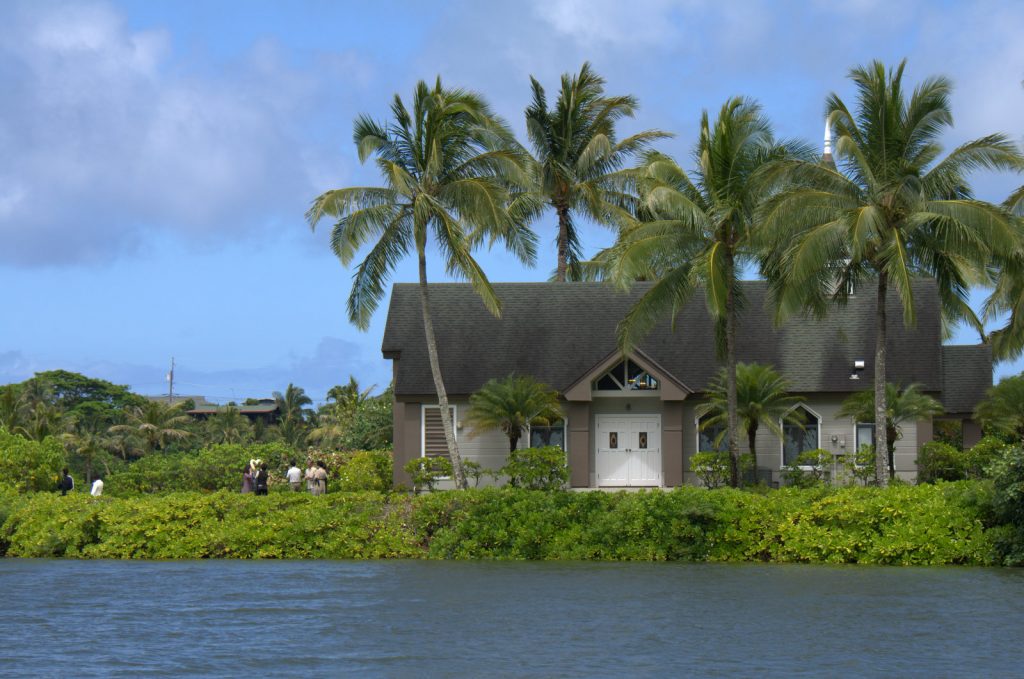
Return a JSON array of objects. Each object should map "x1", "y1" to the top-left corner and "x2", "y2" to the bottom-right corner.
[
  {"x1": 639, "y1": 432, "x2": 648, "y2": 449},
  {"x1": 609, "y1": 432, "x2": 618, "y2": 449}
]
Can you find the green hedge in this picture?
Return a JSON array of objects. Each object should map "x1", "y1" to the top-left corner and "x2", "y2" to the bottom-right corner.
[{"x1": 0, "y1": 483, "x2": 998, "y2": 564}]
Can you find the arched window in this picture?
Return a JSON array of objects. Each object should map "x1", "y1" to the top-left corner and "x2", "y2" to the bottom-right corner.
[
  {"x1": 782, "y1": 406, "x2": 821, "y2": 466},
  {"x1": 697, "y1": 414, "x2": 727, "y2": 453}
]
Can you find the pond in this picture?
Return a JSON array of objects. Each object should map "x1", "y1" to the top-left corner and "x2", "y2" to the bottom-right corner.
[{"x1": 1, "y1": 560, "x2": 1021, "y2": 677}]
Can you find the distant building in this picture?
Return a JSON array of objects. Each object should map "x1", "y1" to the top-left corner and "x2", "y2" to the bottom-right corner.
[{"x1": 187, "y1": 398, "x2": 280, "y2": 425}]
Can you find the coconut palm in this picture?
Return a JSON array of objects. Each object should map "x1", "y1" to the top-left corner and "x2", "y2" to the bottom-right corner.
[
  {"x1": 975, "y1": 373, "x2": 1024, "y2": 442},
  {"x1": 327, "y1": 376, "x2": 375, "y2": 410},
  {"x1": 525, "y1": 62, "x2": 670, "y2": 281},
  {"x1": 465, "y1": 374, "x2": 563, "y2": 453},
  {"x1": 760, "y1": 60, "x2": 1024, "y2": 485},
  {"x1": 205, "y1": 405, "x2": 254, "y2": 445},
  {"x1": 696, "y1": 362, "x2": 803, "y2": 470},
  {"x1": 837, "y1": 382, "x2": 944, "y2": 480},
  {"x1": 0, "y1": 385, "x2": 28, "y2": 433},
  {"x1": 274, "y1": 384, "x2": 312, "y2": 423},
  {"x1": 108, "y1": 400, "x2": 191, "y2": 454},
  {"x1": 608, "y1": 97, "x2": 810, "y2": 487},
  {"x1": 61, "y1": 419, "x2": 112, "y2": 484},
  {"x1": 307, "y1": 78, "x2": 538, "y2": 489}
]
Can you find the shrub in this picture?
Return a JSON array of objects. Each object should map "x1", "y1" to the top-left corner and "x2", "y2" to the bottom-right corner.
[
  {"x1": 403, "y1": 456, "x2": 453, "y2": 494},
  {"x1": 461, "y1": 460, "x2": 485, "y2": 488},
  {"x1": 0, "y1": 429, "x2": 66, "y2": 493},
  {"x1": 841, "y1": 444, "x2": 877, "y2": 486},
  {"x1": 500, "y1": 446, "x2": 568, "y2": 490},
  {"x1": 986, "y1": 444, "x2": 1024, "y2": 565},
  {"x1": 966, "y1": 437, "x2": 1010, "y2": 479},
  {"x1": 336, "y1": 450, "x2": 392, "y2": 492},
  {"x1": 691, "y1": 451, "x2": 731, "y2": 489},
  {"x1": 917, "y1": 441, "x2": 966, "y2": 483},
  {"x1": 781, "y1": 449, "x2": 832, "y2": 488}
]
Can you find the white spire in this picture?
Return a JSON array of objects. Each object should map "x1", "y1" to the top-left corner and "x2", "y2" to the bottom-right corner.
[{"x1": 823, "y1": 118, "x2": 833, "y2": 156}]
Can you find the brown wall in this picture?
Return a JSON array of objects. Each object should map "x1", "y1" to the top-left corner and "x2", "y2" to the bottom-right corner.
[
  {"x1": 567, "y1": 401, "x2": 591, "y2": 487},
  {"x1": 662, "y1": 401, "x2": 684, "y2": 486},
  {"x1": 393, "y1": 400, "x2": 421, "y2": 487},
  {"x1": 963, "y1": 419, "x2": 983, "y2": 450}
]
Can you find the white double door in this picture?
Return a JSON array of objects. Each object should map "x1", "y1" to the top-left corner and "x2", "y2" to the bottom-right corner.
[{"x1": 595, "y1": 414, "x2": 662, "y2": 487}]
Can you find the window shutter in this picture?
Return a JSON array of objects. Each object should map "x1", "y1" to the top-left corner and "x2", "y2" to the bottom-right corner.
[{"x1": 423, "y1": 407, "x2": 454, "y2": 458}]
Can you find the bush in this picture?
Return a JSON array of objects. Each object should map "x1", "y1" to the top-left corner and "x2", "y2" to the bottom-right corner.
[
  {"x1": 0, "y1": 429, "x2": 66, "y2": 493},
  {"x1": 781, "y1": 449, "x2": 832, "y2": 488},
  {"x1": 986, "y1": 445, "x2": 1024, "y2": 565},
  {"x1": 335, "y1": 450, "x2": 392, "y2": 492},
  {"x1": 966, "y1": 437, "x2": 1011, "y2": 479},
  {"x1": 691, "y1": 451, "x2": 731, "y2": 489},
  {"x1": 403, "y1": 456, "x2": 453, "y2": 494},
  {"x1": 917, "y1": 441, "x2": 966, "y2": 483},
  {"x1": 500, "y1": 446, "x2": 567, "y2": 490},
  {"x1": 104, "y1": 442, "x2": 295, "y2": 495}
]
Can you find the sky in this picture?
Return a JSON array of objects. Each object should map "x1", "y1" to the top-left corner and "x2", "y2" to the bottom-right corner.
[{"x1": 1, "y1": 0, "x2": 1022, "y2": 404}]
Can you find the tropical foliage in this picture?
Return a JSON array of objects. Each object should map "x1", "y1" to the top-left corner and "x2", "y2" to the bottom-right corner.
[
  {"x1": 975, "y1": 373, "x2": 1024, "y2": 442},
  {"x1": 760, "y1": 59, "x2": 1024, "y2": 484},
  {"x1": 307, "y1": 77, "x2": 538, "y2": 489},
  {"x1": 608, "y1": 98, "x2": 809, "y2": 486},
  {"x1": 465, "y1": 374, "x2": 562, "y2": 452},
  {"x1": 837, "y1": 382, "x2": 944, "y2": 480},
  {"x1": 525, "y1": 62, "x2": 668, "y2": 280}
]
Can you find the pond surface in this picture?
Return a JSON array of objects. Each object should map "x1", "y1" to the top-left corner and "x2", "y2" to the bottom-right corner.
[{"x1": 1, "y1": 560, "x2": 1021, "y2": 677}]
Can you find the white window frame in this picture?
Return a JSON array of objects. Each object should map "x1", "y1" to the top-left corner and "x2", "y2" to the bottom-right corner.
[
  {"x1": 779, "y1": 404, "x2": 823, "y2": 469},
  {"x1": 421, "y1": 404, "x2": 457, "y2": 459},
  {"x1": 592, "y1": 359, "x2": 661, "y2": 397},
  {"x1": 854, "y1": 422, "x2": 876, "y2": 454}
]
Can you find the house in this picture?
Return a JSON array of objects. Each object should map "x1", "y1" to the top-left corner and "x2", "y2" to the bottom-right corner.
[
  {"x1": 187, "y1": 398, "x2": 280, "y2": 425},
  {"x1": 382, "y1": 280, "x2": 991, "y2": 488}
]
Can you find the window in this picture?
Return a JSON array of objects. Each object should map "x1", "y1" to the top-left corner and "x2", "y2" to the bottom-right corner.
[
  {"x1": 422, "y1": 405, "x2": 456, "y2": 458},
  {"x1": 592, "y1": 359, "x2": 659, "y2": 392},
  {"x1": 529, "y1": 420, "x2": 565, "y2": 449},
  {"x1": 856, "y1": 423, "x2": 875, "y2": 452},
  {"x1": 782, "y1": 406, "x2": 821, "y2": 466},
  {"x1": 697, "y1": 415, "x2": 727, "y2": 452}
]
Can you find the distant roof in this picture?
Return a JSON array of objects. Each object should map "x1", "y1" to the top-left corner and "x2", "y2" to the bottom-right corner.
[
  {"x1": 383, "y1": 280, "x2": 990, "y2": 407},
  {"x1": 188, "y1": 403, "x2": 279, "y2": 415},
  {"x1": 144, "y1": 394, "x2": 211, "y2": 407}
]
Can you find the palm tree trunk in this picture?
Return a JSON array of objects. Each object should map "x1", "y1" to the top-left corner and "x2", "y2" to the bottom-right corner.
[
  {"x1": 747, "y1": 423, "x2": 758, "y2": 483},
  {"x1": 556, "y1": 203, "x2": 570, "y2": 282},
  {"x1": 874, "y1": 272, "x2": 889, "y2": 486},
  {"x1": 509, "y1": 432, "x2": 519, "y2": 453},
  {"x1": 418, "y1": 248, "x2": 467, "y2": 489},
  {"x1": 726, "y1": 262, "x2": 740, "y2": 488},
  {"x1": 887, "y1": 424, "x2": 898, "y2": 480}
]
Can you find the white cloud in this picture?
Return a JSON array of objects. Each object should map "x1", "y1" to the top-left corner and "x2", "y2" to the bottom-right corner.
[{"x1": 0, "y1": 2, "x2": 353, "y2": 266}]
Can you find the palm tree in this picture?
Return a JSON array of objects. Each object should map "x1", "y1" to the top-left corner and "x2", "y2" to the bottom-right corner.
[
  {"x1": 307, "y1": 78, "x2": 538, "y2": 489},
  {"x1": 608, "y1": 97, "x2": 809, "y2": 487},
  {"x1": 525, "y1": 62, "x2": 669, "y2": 281},
  {"x1": 760, "y1": 60, "x2": 1024, "y2": 485},
  {"x1": 16, "y1": 400, "x2": 67, "y2": 441},
  {"x1": 109, "y1": 400, "x2": 191, "y2": 454},
  {"x1": 61, "y1": 419, "x2": 112, "y2": 484},
  {"x1": 205, "y1": 405, "x2": 254, "y2": 445},
  {"x1": 327, "y1": 376, "x2": 376, "y2": 410},
  {"x1": 837, "y1": 383, "x2": 944, "y2": 480},
  {"x1": 273, "y1": 384, "x2": 312, "y2": 449},
  {"x1": 975, "y1": 374, "x2": 1024, "y2": 442},
  {"x1": 696, "y1": 363, "x2": 803, "y2": 470},
  {"x1": 0, "y1": 385, "x2": 28, "y2": 433},
  {"x1": 465, "y1": 374, "x2": 563, "y2": 453}
]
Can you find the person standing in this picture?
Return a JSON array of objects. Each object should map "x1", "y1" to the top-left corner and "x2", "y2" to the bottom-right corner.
[
  {"x1": 315, "y1": 462, "x2": 328, "y2": 496},
  {"x1": 305, "y1": 461, "x2": 318, "y2": 496},
  {"x1": 241, "y1": 464, "x2": 254, "y2": 494},
  {"x1": 286, "y1": 461, "x2": 303, "y2": 492},
  {"x1": 254, "y1": 464, "x2": 269, "y2": 496},
  {"x1": 90, "y1": 477, "x2": 104, "y2": 497},
  {"x1": 58, "y1": 468, "x2": 74, "y2": 496}
]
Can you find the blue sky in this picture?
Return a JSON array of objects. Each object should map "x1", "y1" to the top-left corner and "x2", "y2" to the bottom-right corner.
[{"x1": 1, "y1": 0, "x2": 1022, "y2": 403}]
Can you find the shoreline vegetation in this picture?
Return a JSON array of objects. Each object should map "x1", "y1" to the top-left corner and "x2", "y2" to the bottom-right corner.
[{"x1": 0, "y1": 483, "x2": 1009, "y2": 565}]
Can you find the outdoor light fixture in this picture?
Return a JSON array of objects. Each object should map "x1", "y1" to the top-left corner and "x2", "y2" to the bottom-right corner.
[{"x1": 850, "y1": 359, "x2": 866, "y2": 380}]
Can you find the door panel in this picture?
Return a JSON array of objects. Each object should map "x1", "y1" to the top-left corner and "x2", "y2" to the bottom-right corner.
[{"x1": 596, "y1": 415, "x2": 661, "y2": 487}]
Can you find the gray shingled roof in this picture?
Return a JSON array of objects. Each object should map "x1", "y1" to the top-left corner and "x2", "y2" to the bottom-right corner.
[
  {"x1": 382, "y1": 280, "x2": 989, "y2": 407},
  {"x1": 941, "y1": 344, "x2": 992, "y2": 414}
]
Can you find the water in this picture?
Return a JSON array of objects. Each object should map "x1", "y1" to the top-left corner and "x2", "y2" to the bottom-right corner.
[{"x1": 1, "y1": 560, "x2": 1022, "y2": 678}]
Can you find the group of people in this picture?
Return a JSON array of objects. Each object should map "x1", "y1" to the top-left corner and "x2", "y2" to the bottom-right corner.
[
  {"x1": 56, "y1": 468, "x2": 104, "y2": 497},
  {"x1": 241, "y1": 460, "x2": 328, "y2": 496}
]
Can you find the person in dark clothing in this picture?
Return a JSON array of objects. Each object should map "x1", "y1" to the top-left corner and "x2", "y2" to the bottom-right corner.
[
  {"x1": 58, "y1": 468, "x2": 74, "y2": 496},
  {"x1": 254, "y1": 463, "x2": 269, "y2": 496}
]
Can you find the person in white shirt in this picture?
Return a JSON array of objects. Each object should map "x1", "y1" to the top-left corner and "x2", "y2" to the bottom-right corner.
[
  {"x1": 285, "y1": 461, "x2": 303, "y2": 492},
  {"x1": 90, "y1": 477, "x2": 104, "y2": 496}
]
